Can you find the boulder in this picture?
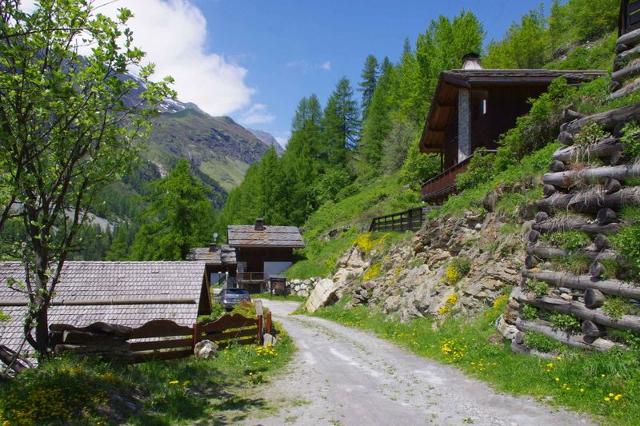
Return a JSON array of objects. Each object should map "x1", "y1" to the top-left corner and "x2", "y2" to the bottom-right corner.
[
  {"x1": 305, "y1": 278, "x2": 339, "y2": 313},
  {"x1": 263, "y1": 333, "x2": 277, "y2": 346},
  {"x1": 194, "y1": 340, "x2": 218, "y2": 359}
]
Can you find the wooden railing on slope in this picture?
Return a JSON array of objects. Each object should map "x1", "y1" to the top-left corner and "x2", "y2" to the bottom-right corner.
[{"x1": 369, "y1": 207, "x2": 428, "y2": 233}]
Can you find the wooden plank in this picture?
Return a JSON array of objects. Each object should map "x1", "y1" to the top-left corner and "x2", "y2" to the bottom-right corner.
[
  {"x1": 131, "y1": 349, "x2": 193, "y2": 363},
  {"x1": 130, "y1": 320, "x2": 193, "y2": 339},
  {"x1": 199, "y1": 314, "x2": 256, "y2": 334},
  {"x1": 209, "y1": 328, "x2": 257, "y2": 342},
  {"x1": 129, "y1": 338, "x2": 193, "y2": 352}
]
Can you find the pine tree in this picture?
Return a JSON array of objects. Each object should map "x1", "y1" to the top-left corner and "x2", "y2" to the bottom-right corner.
[
  {"x1": 359, "y1": 55, "x2": 379, "y2": 119},
  {"x1": 322, "y1": 77, "x2": 361, "y2": 166},
  {"x1": 130, "y1": 160, "x2": 214, "y2": 260}
]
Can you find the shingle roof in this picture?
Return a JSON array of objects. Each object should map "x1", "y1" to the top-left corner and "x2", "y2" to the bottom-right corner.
[
  {"x1": 187, "y1": 245, "x2": 237, "y2": 265},
  {"x1": 227, "y1": 225, "x2": 305, "y2": 248},
  {"x1": 0, "y1": 261, "x2": 207, "y2": 357}
]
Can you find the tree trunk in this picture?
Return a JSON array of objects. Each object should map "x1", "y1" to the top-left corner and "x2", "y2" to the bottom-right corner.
[
  {"x1": 589, "y1": 261, "x2": 605, "y2": 279},
  {"x1": 552, "y1": 137, "x2": 622, "y2": 163},
  {"x1": 533, "y1": 216, "x2": 621, "y2": 235},
  {"x1": 564, "y1": 103, "x2": 640, "y2": 136},
  {"x1": 609, "y1": 78, "x2": 640, "y2": 100},
  {"x1": 34, "y1": 306, "x2": 49, "y2": 358},
  {"x1": 612, "y1": 60, "x2": 640, "y2": 84},
  {"x1": 596, "y1": 208, "x2": 618, "y2": 225},
  {"x1": 604, "y1": 178, "x2": 622, "y2": 195},
  {"x1": 594, "y1": 234, "x2": 610, "y2": 251},
  {"x1": 617, "y1": 28, "x2": 640, "y2": 49},
  {"x1": 526, "y1": 245, "x2": 619, "y2": 262},
  {"x1": 522, "y1": 269, "x2": 640, "y2": 299},
  {"x1": 584, "y1": 289, "x2": 606, "y2": 309},
  {"x1": 550, "y1": 160, "x2": 566, "y2": 173},
  {"x1": 542, "y1": 164, "x2": 640, "y2": 189},
  {"x1": 614, "y1": 44, "x2": 640, "y2": 70},
  {"x1": 582, "y1": 320, "x2": 606, "y2": 338},
  {"x1": 537, "y1": 187, "x2": 640, "y2": 214},
  {"x1": 516, "y1": 318, "x2": 618, "y2": 352},
  {"x1": 543, "y1": 184, "x2": 558, "y2": 197},
  {"x1": 516, "y1": 293, "x2": 640, "y2": 333}
]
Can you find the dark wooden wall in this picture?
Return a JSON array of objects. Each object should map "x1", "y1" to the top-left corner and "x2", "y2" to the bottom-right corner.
[
  {"x1": 235, "y1": 247, "x2": 294, "y2": 273},
  {"x1": 442, "y1": 85, "x2": 549, "y2": 168}
]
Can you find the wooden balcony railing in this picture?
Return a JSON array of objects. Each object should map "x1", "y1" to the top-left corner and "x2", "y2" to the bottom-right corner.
[
  {"x1": 421, "y1": 150, "x2": 496, "y2": 203},
  {"x1": 237, "y1": 272, "x2": 265, "y2": 283}
]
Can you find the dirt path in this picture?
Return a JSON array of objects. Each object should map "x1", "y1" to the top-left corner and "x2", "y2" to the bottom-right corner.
[{"x1": 242, "y1": 300, "x2": 595, "y2": 426}]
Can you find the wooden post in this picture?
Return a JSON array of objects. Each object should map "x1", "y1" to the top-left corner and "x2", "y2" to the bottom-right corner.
[
  {"x1": 256, "y1": 314, "x2": 264, "y2": 345},
  {"x1": 265, "y1": 311, "x2": 272, "y2": 335},
  {"x1": 192, "y1": 322, "x2": 200, "y2": 349}
]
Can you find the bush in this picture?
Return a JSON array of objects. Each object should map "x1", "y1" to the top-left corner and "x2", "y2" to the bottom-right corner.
[
  {"x1": 611, "y1": 225, "x2": 640, "y2": 281},
  {"x1": 603, "y1": 297, "x2": 633, "y2": 321},
  {"x1": 455, "y1": 148, "x2": 495, "y2": 191},
  {"x1": 542, "y1": 230, "x2": 591, "y2": 251},
  {"x1": 621, "y1": 122, "x2": 640, "y2": 160},
  {"x1": 442, "y1": 256, "x2": 471, "y2": 285},
  {"x1": 526, "y1": 279, "x2": 549, "y2": 297},
  {"x1": 400, "y1": 142, "x2": 440, "y2": 190},
  {"x1": 549, "y1": 313, "x2": 581, "y2": 332},
  {"x1": 521, "y1": 304, "x2": 539, "y2": 320}
]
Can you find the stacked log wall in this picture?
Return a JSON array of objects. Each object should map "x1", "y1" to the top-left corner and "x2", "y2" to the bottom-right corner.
[{"x1": 511, "y1": 29, "x2": 640, "y2": 355}]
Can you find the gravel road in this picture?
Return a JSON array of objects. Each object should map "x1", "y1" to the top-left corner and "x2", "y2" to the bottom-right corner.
[{"x1": 244, "y1": 300, "x2": 595, "y2": 426}]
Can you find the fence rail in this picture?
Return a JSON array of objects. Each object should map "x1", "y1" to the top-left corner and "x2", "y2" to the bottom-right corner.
[
  {"x1": 49, "y1": 304, "x2": 272, "y2": 364},
  {"x1": 369, "y1": 207, "x2": 428, "y2": 233}
]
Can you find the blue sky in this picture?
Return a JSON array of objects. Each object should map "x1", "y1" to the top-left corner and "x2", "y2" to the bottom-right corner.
[{"x1": 190, "y1": 0, "x2": 555, "y2": 145}]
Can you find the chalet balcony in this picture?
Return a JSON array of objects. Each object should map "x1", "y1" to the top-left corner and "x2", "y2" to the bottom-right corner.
[
  {"x1": 421, "y1": 150, "x2": 496, "y2": 203},
  {"x1": 237, "y1": 272, "x2": 265, "y2": 284}
]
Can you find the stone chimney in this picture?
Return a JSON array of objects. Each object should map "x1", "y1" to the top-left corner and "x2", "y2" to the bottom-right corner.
[
  {"x1": 255, "y1": 218, "x2": 265, "y2": 231},
  {"x1": 461, "y1": 53, "x2": 483, "y2": 70}
]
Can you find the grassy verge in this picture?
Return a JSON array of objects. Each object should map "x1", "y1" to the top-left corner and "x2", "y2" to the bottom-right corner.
[
  {"x1": 0, "y1": 331, "x2": 294, "y2": 425},
  {"x1": 312, "y1": 297, "x2": 639, "y2": 425},
  {"x1": 255, "y1": 292, "x2": 306, "y2": 302}
]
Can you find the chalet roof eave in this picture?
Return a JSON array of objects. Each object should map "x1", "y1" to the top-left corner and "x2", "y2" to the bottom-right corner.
[{"x1": 229, "y1": 243, "x2": 305, "y2": 249}]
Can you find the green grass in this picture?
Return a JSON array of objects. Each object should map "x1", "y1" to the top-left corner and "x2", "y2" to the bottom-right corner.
[
  {"x1": 200, "y1": 157, "x2": 249, "y2": 192},
  {"x1": 432, "y1": 143, "x2": 559, "y2": 218},
  {"x1": 312, "y1": 297, "x2": 640, "y2": 425},
  {"x1": 254, "y1": 292, "x2": 306, "y2": 302},
  {"x1": 0, "y1": 332, "x2": 294, "y2": 425},
  {"x1": 288, "y1": 174, "x2": 417, "y2": 279}
]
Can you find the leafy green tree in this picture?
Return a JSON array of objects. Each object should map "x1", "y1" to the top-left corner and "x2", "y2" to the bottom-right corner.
[
  {"x1": 484, "y1": 8, "x2": 547, "y2": 69},
  {"x1": 382, "y1": 121, "x2": 419, "y2": 173},
  {"x1": 130, "y1": 160, "x2": 214, "y2": 260},
  {"x1": 359, "y1": 55, "x2": 379, "y2": 119},
  {"x1": 106, "y1": 224, "x2": 136, "y2": 260},
  {"x1": 0, "y1": 1, "x2": 173, "y2": 357},
  {"x1": 400, "y1": 143, "x2": 441, "y2": 190}
]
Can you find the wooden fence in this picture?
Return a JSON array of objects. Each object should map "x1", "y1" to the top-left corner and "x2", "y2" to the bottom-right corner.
[
  {"x1": 49, "y1": 305, "x2": 272, "y2": 363},
  {"x1": 369, "y1": 207, "x2": 428, "y2": 233}
]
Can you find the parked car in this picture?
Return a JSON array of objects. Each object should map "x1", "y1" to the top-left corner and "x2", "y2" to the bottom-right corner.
[{"x1": 219, "y1": 288, "x2": 251, "y2": 310}]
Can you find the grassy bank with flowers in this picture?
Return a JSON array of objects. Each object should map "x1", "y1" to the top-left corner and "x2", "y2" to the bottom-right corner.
[
  {"x1": 312, "y1": 295, "x2": 640, "y2": 425},
  {"x1": 0, "y1": 331, "x2": 293, "y2": 425}
]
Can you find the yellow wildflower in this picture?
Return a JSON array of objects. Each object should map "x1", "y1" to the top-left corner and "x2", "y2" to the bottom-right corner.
[
  {"x1": 168, "y1": 380, "x2": 179, "y2": 385},
  {"x1": 615, "y1": 394, "x2": 623, "y2": 401}
]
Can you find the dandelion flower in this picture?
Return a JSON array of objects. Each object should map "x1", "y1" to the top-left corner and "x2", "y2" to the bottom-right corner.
[
  {"x1": 615, "y1": 394, "x2": 623, "y2": 401},
  {"x1": 604, "y1": 397, "x2": 611, "y2": 402},
  {"x1": 168, "y1": 380, "x2": 179, "y2": 385}
]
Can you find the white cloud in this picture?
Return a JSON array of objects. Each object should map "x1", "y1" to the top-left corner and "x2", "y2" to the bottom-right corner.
[
  {"x1": 238, "y1": 103, "x2": 275, "y2": 126},
  {"x1": 321, "y1": 61, "x2": 332, "y2": 71},
  {"x1": 286, "y1": 59, "x2": 332, "y2": 73},
  {"x1": 275, "y1": 134, "x2": 290, "y2": 147},
  {"x1": 21, "y1": 0, "x2": 254, "y2": 116}
]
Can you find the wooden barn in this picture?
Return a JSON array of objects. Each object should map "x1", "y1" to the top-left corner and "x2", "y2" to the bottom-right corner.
[
  {"x1": 419, "y1": 54, "x2": 604, "y2": 203},
  {"x1": 0, "y1": 261, "x2": 211, "y2": 358},
  {"x1": 227, "y1": 219, "x2": 305, "y2": 293}
]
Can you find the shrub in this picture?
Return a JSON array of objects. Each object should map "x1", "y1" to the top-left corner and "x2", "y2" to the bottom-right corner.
[
  {"x1": 610, "y1": 224, "x2": 640, "y2": 281},
  {"x1": 198, "y1": 303, "x2": 225, "y2": 323},
  {"x1": 549, "y1": 313, "x2": 581, "y2": 332},
  {"x1": 442, "y1": 256, "x2": 472, "y2": 285},
  {"x1": 400, "y1": 142, "x2": 440, "y2": 190},
  {"x1": 456, "y1": 148, "x2": 496, "y2": 191},
  {"x1": 542, "y1": 230, "x2": 590, "y2": 251},
  {"x1": 526, "y1": 279, "x2": 549, "y2": 297},
  {"x1": 521, "y1": 304, "x2": 539, "y2": 320},
  {"x1": 573, "y1": 123, "x2": 609, "y2": 146},
  {"x1": 621, "y1": 122, "x2": 640, "y2": 160},
  {"x1": 438, "y1": 293, "x2": 459, "y2": 316},
  {"x1": 363, "y1": 263, "x2": 382, "y2": 282},
  {"x1": 603, "y1": 297, "x2": 633, "y2": 321},
  {"x1": 524, "y1": 331, "x2": 565, "y2": 353}
]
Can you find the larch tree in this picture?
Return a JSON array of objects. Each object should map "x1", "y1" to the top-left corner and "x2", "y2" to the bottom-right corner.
[
  {"x1": 359, "y1": 55, "x2": 379, "y2": 119},
  {"x1": 0, "y1": 0, "x2": 173, "y2": 357},
  {"x1": 130, "y1": 160, "x2": 214, "y2": 261},
  {"x1": 322, "y1": 77, "x2": 361, "y2": 166}
]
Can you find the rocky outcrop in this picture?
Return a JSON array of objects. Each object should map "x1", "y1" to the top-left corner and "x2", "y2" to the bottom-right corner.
[
  {"x1": 305, "y1": 278, "x2": 339, "y2": 313},
  {"x1": 338, "y1": 210, "x2": 524, "y2": 322}
]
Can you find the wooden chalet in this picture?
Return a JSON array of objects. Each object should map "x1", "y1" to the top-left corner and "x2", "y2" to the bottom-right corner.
[
  {"x1": 188, "y1": 243, "x2": 237, "y2": 287},
  {"x1": 0, "y1": 261, "x2": 211, "y2": 357},
  {"x1": 227, "y1": 219, "x2": 304, "y2": 292},
  {"x1": 419, "y1": 54, "x2": 604, "y2": 203}
]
